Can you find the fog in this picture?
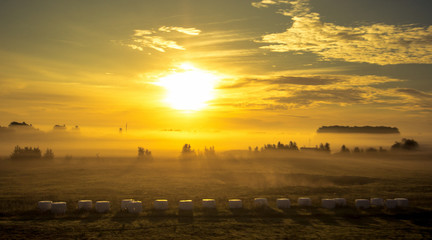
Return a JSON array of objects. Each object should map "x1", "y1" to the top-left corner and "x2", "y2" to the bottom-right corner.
[{"x1": 1, "y1": 122, "x2": 432, "y2": 159}]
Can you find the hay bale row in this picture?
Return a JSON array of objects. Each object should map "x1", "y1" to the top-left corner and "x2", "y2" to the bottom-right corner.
[
  {"x1": 38, "y1": 201, "x2": 52, "y2": 212},
  {"x1": 298, "y1": 197, "x2": 312, "y2": 207},
  {"x1": 355, "y1": 198, "x2": 409, "y2": 209},
  {"x1": 78, "y1": 200, "x2": 92, "y2": 210},
  {"x1": 51, "y1": 202, "x2": 67, "y2": 214},
  {"x1": 38, "y1": 197, "x2": 409, "y2": 213},
  {"x1": 127, "y1": 201, "x2": 143, "y2": 213}
]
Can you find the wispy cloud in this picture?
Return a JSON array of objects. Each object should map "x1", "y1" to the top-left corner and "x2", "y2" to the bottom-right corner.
[
  {"x1": 126, "y1": 26, "x2": 201, "y2": 52},
  {"x1": 251, "y1": 0, "x2": 288, "y2": 8},
  {"x1": 158, "y1": 26, "x2": 201, "y2": 36},
  {"x1": 254, "y1": 0, "x2": 432, "y2": 65},
  {"x1": 215, "y1": 74, "x2": 432, "y2": 111},
  {"x1": 218, "y1": 74, "x2": 401, "y2": 89},
  {"x1": 129, "y1": 36, "x2": 185, "y2": 52}
]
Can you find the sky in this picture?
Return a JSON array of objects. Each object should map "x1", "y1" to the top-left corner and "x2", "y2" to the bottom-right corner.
[{"x1": 0, "y1": 0, "x2": 432, "y2": 153}]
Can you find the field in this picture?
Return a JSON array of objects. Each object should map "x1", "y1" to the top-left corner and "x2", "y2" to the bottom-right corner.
[{"x1": 1, "y1": 152, "x2": 432, "y2": 239}]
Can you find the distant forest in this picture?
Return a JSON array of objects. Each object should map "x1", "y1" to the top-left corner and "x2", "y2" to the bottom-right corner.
[{"x1": 317, "y1": 126, "x2": 400, "y2": 134}]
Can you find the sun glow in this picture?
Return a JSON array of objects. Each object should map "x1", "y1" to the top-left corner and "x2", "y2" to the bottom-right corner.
[{"x1": 157, "y1": 63, "x2": 219, "y2": 111}]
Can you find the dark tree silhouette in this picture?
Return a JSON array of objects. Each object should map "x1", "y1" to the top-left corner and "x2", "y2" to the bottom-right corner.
[
  {"x1": 138, "y1": 147, "x2": 152, "y2": 159},
  {"x1": 340, "y1": 145, "x2": 350, "y2": 153},
  {"x1": 353, "y1": 147, "x2": 362, "y2": 153},
  {"x1": 261, "y1": 141, "x2": 299, "y2": 152},
  {"x1": 43, "y1": 149, "x2": 54, "y2": 159},
  {"x1": 318, "y1": 143, "x2": 330, "y2": 152},
  {"x1": 366, "y1": 147, "x2": 378, "y2": 153},
  {"x1": 10, "y1": 146, "x2": 41, "y2": 160},
  {"x1": 391, "y1": 138, "x2": 419, "y2": 151},
  {"x1": 180, "y1": 144, "x2": 196, "y2": 159}
]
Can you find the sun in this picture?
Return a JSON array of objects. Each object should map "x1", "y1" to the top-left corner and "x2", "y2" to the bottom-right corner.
[{"x1": 156, "y1": 63, "x2": 219, "y2": 111}]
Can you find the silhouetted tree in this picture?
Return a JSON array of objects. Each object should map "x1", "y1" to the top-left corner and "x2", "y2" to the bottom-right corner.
[
  {"x1": 366, "y1": 147, "x2": 378, "y2": 153},
  {"x1": 43, "y1": 148, "x2": 54, "y2": 159},
  {"x1": 10, "y1": 146, "x2": 41, "y2": 160},
  {"x1": 391, "y1": 138, "x2": 419, "y2": 151},
  {"x1": 180, "y1": 144, "x2": 196, "y2": 159},
  {"x1": 340, "y1": 145, "x2": 350, "y2": 153},
  {"x1": 353, "y1": 147, "x2": 363, "y2": 153},
  {"x1": 262, "y1": 141, "x2": 299, "y2": 152},
  {"x1": 318, "y1": 143, "x2": 330, "y2": 152},
  {"x1": 138, "y1": 147, "x2": 152, "y2": 159}
]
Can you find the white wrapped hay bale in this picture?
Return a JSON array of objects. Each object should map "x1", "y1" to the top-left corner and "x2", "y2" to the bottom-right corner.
[
  {"x1": 385, "y1": 199, "x2": 397, "y2": 209},
  {"x1": 321, "y1": 199, "x2": 336, "y2": 209},
  {"x1": 334, "y1": 198, "x2": 346, "y2": 207},
  {"x1": 395, "y1": 198, "x2": 409, "y2": 208},
  {"x1": 228, "y1": 199, "x2": 243, "y2": 209},
  {"x1": 202, "y1": 199, "x2": 216, "y2": 209},
  {"x1": 154, "y1": 199, "x2": 169, "y2": 210},
  {"x1": 95, "y1": 201, "x2": 110, "y2": 213},
  {"x1": 254, "y1": 198, "x2": 268, "y2": 208},
  {"x1": 297, "y1": 197, "x2": 312, "y2": 207},
  {"x1": 51, "y1": 202, "x2": 67, "y2": 214},
  {"x1": 355, "y1": 199, "x2": 370, "y2": 209},
  {"x1": 370, "y1": 198, "x2": 384, "y2": 207},
  {"x1": 121, "y1": 199, "x2": 134, "y2": 211},
  {"x1": 179, "y1": 200, "x2": 194, "y2": 211},
  {"x1": 128, "y1": 201, "x2": 143, "y2": 213},
  {"x1": 38, "y1": 201, "x2": 52, "y2": 212},
  {"x1": 78, "y1": 200, "x2": 93, "y2": 210},
  {"x1": 276, "y1": 198, "x2": 291, "y2": 209}
]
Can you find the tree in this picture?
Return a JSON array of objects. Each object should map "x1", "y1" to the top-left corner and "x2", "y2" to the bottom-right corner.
[
  {"x1": 204, "y1": 146, "x2": 215, "y2": 157},
  {"x1": 366, "y1": 147, "x2": 378, "y2": 153},
  {"x1": 353, "y1": 147, "x2": 362, "y2": 153},
  {"x1": 340, "y1": 145, "x2": 350, "y2": 153},
  {"x1": 318, "y1": 143, "x2": 330, "y2": 152},
  {"x1": 261, "y1": 141, "x2": 299, "y2": 152},
  {"x1": 43, "y1": 148, "x2": 54, "y2": 159},
  {"x1": 138, "y1": 147, "x2": 152, "y2": 159},
  {"x1": 180, "y1": 144, "x2": 196, "y2": 159},
  {"x1": 10, "y1": 146, "x2": 41, "y2": 160},
  {"x1": 391, "y1": 138, "x2": 419, "y2": 151}
]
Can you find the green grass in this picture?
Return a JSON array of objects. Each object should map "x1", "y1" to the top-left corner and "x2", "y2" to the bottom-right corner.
[{"x1": 0, "y1": 153, "x2": 431, "y2": 239}]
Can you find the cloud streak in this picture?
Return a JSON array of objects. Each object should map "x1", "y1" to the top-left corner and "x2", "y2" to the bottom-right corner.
[
  {"x1": 129, "y1": 36, "x2": 185, "y2": 52},
  {"x1": 158, "y1": 26, "x2": 201, "y2": 36},
  {"x1": 126, "y1": 26, "x2": 201, "y2": 52},
  {"x1": 254, "y1": 0, "x2": 432, "y2": 65},
  {"x1": 216, "y1": 74, "x2": 432, "y2": 111}
]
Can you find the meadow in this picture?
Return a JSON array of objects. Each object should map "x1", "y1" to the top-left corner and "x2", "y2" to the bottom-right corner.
[{"x1": 0, "y1": 151, "x2": 431, "y2": 239}]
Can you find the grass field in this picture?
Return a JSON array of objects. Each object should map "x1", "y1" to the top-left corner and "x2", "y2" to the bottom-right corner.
[{"x1": 0, "y1": 152, "x2": 431, "y2": 239}]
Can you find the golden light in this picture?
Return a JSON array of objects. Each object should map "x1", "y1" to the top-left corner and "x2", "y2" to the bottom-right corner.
[{"x1": 156, "y1": 63, "x2": 219, "y2": 111}]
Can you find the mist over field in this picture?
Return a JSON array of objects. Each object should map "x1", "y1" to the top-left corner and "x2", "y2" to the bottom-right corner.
[{"x1": 1, "y1": 122, "x2": 431, "y2": 158}]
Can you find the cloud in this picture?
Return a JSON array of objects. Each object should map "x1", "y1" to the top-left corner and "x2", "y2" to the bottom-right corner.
[
  {"x1": 215, "y1": 74, "x2": 432, "y2": 111},
  {"x1": 217, "y1": 74, "x2": 401, "y2": 89},
  {"x1": 393, "y1": 88, "x2": 432, "y2": 109},
  {"x1": 129, "y1": 36, "x2": 185, "y2": 52},
  {"x1": 267, "y1": 88, "x2": 368, "y2": 107},
  {"x1": 126, "y1": 26, "x2": 201, "y2": 52},
  {"x1": 133, "y1": 30, "x2": 154, "y2": 36},
  {"x1": 251, "y1": 0, "x2": 278, "y2": 8},
  {"x1": 158, "y1": 26, "x2": 201, "y2": 36},
  {"x1": 251, "y1": 0, "x2": 291, "y2": 8},
  {"x1": 256, "y1": 0, "x2": 432, "y2": 65}
]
